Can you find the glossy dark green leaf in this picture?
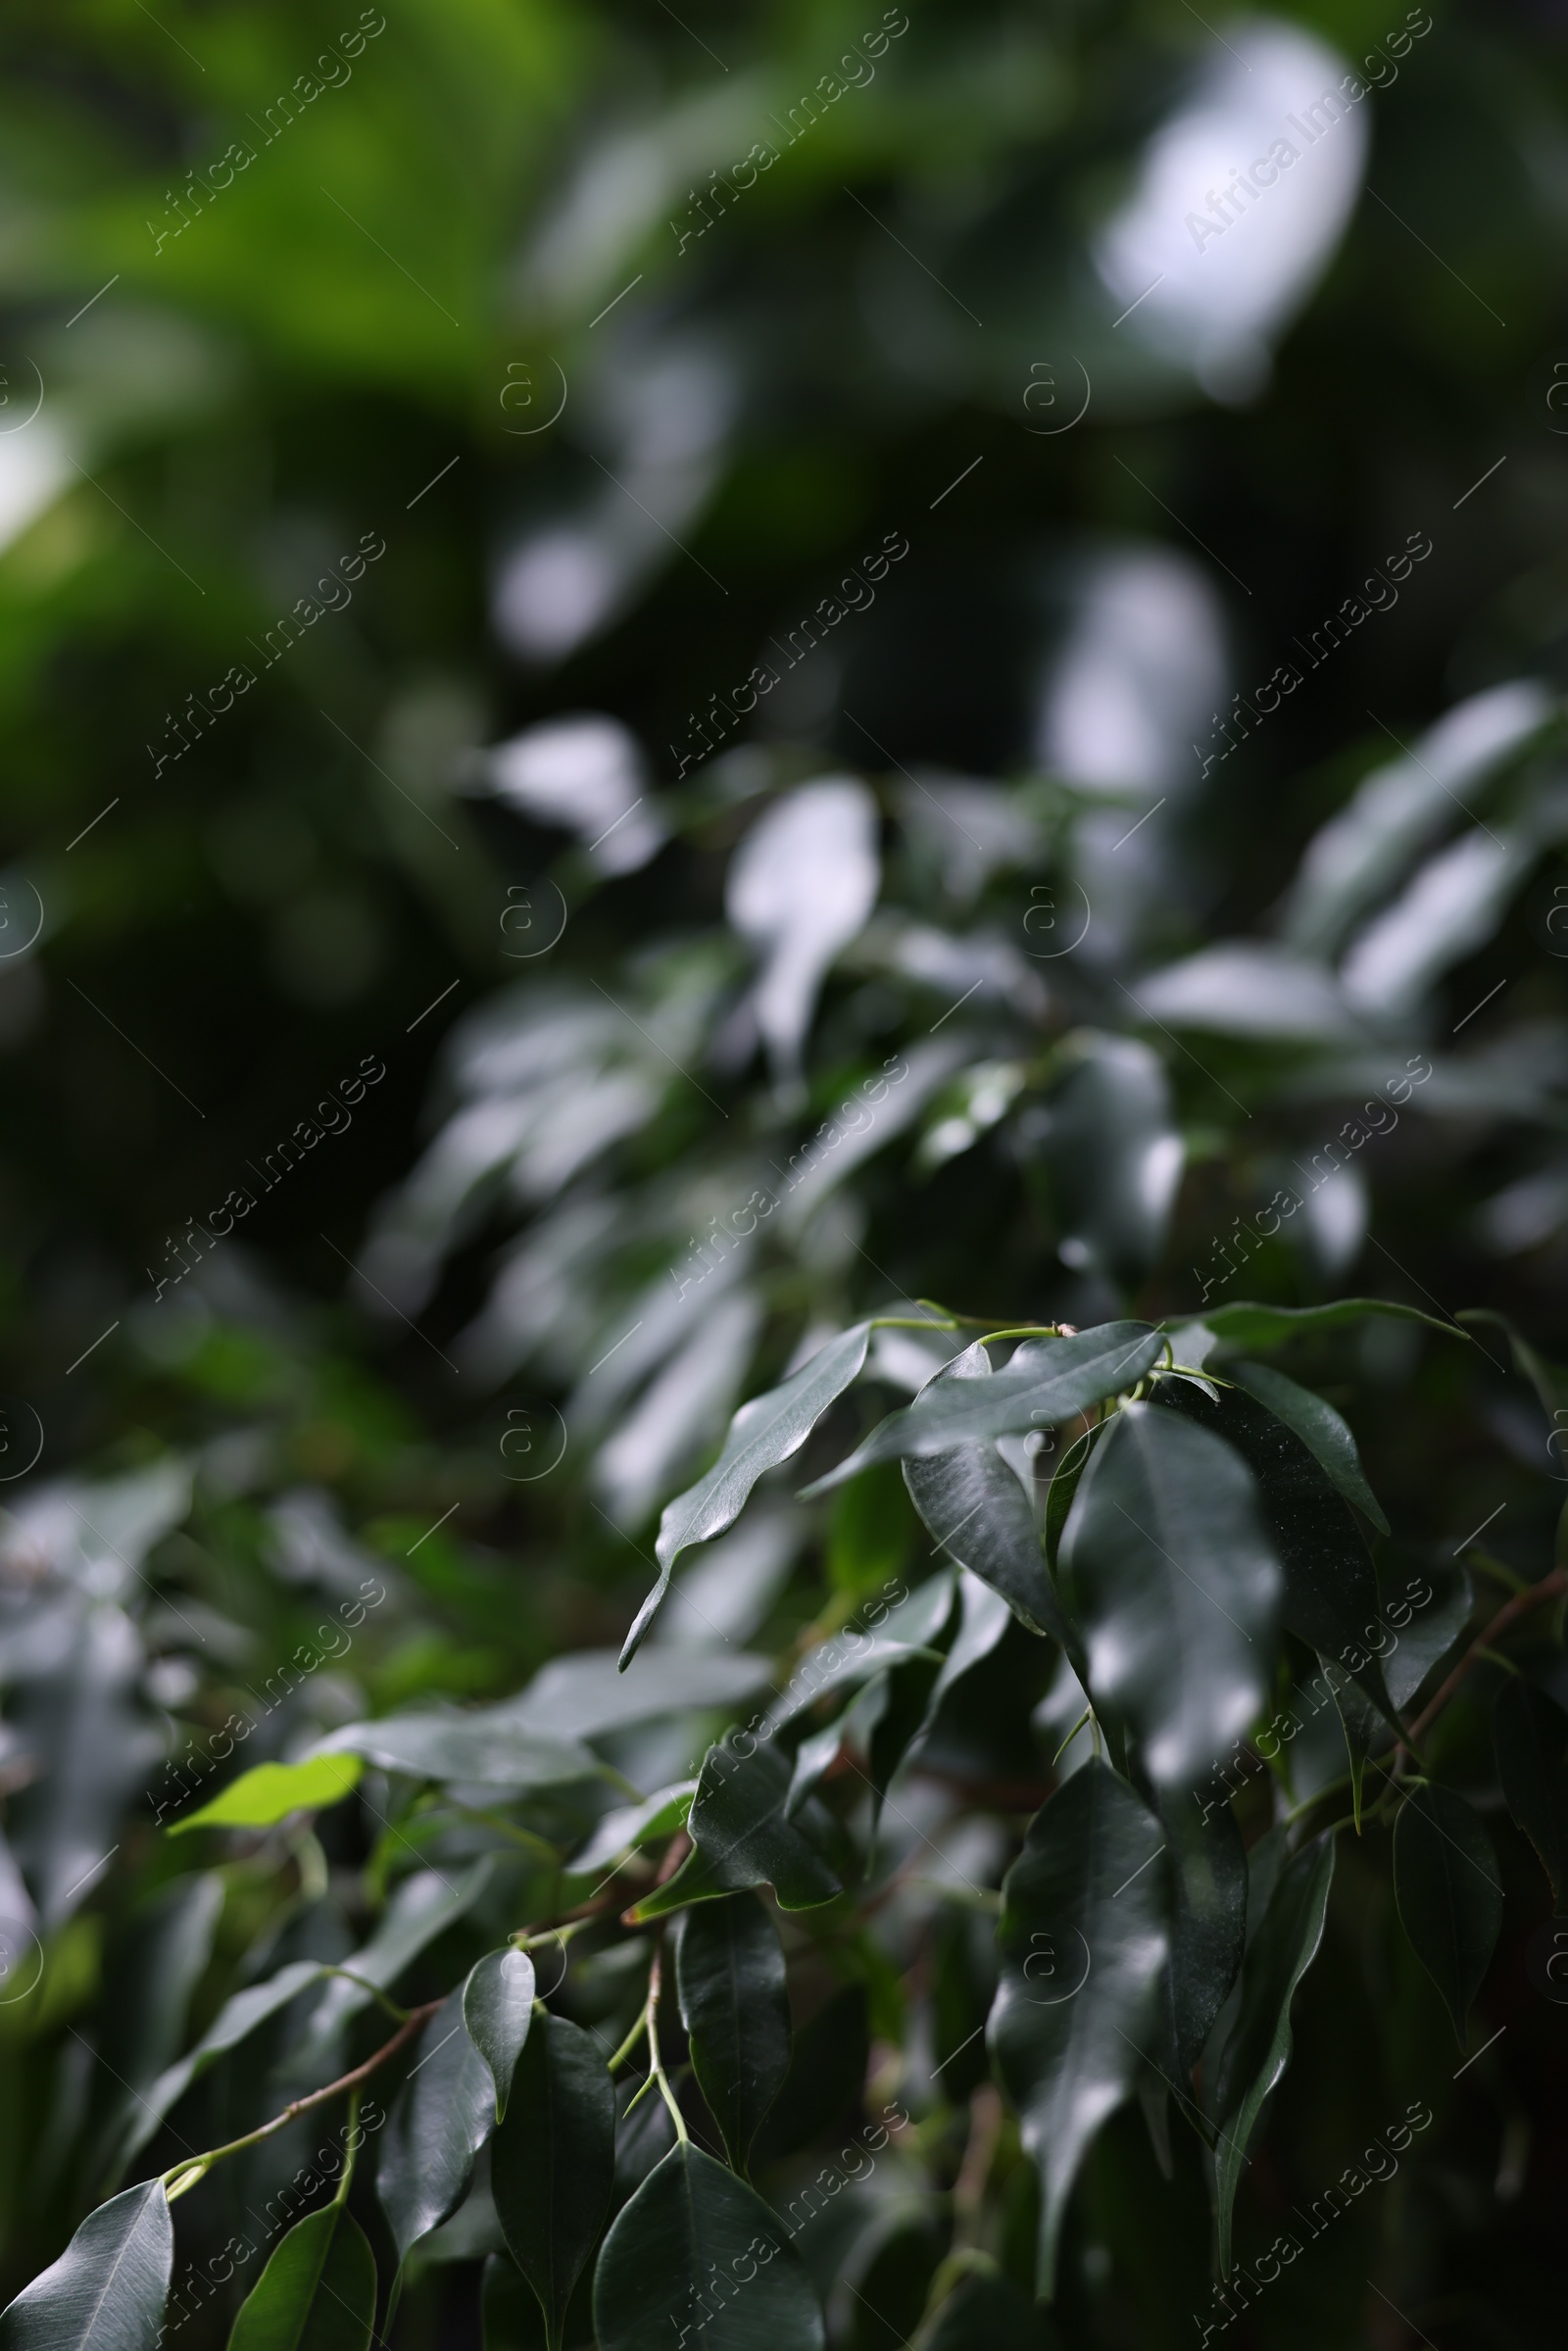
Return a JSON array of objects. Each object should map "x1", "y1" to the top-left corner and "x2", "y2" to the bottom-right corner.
[
  {"x1": 464, "y1": 1947, "x2": 537, "y2": 2123},
  {"x1": 1036, "y1": 1033, "x2": 1182, "y2": 1284},
  {"x1": 903, "y1": 1345, "x2": 1070, "y2": 1642},
  {"x1": 988, "y1": 1760, "x2": 1169, "y2": 2298},
  {"x1": 1383, "y1": 1563, "x2": 1472, "y2": 1713},
  {"x1": 766, "y1": 1574, "x2": 956, "y2": 1729},
  {"x1": 1394, "y1": 1786, "x2": 1502, "y2": 2044},
  {"x1": 566, "y1": 1781, "x2": 697, "y2": 1881},
  {"x1": 676, "y1": 1892, "x2": 792, "y2": 2173},
  {"x1": 749, "y1": 1985, "x2": 869, "y2": 2166},
  {"x1": 1057, "y1": 1403, "x2": 1281, "y2": 1792},
  {"x1": 1227, "y1": 1361, "x2": 1389, "y2": 1532},
  {"x1": 1493, "y1": 1681, "x2": 1568, "y2": 1905},
  {"x1": 631, "y1": 1323, "x2": 874, "y2": 1664},
  {"x1": 378, "y1": 1987, "x2": 498, "y2": 2264},
  {"x1": 491, "y1": 2014, "x2": 614, "y2": 2351},
  {"x1": 1155, "y1": 1379, "x2": 1396, "y2": 1730},
  {"x1": 631, "y1": 1735, "x2": 843, "y2": 1922},
  {"x1": 1195, "y1": 1298, "x2": 1463, "y2": 1347},
  {"x1": 1043, "y1": 1423, "x2": 1101, "y2": 1580},
  {"x1": 593, "y1": 2142, "x2": 824, "y2": 2351},
  {"x1": 0, "y1": 2181, "x2": 172, "y2": 2351},
  {"x1": 800, "y1": 1324, "x2": 1163, "y2": 1494},
  {"x1": 227, "y1": 2204, "x2": 376, "y2": 2351},
  {"x1": 863, "y1": 1650, "x2": 945, "y2": 1826},
  {"x1": 1210, "y1": 1835, "x2": 1335, "y2": 2274},
  {"x1": 1159, "y1": 1786, "x2": 1247, "y2": 2080}
]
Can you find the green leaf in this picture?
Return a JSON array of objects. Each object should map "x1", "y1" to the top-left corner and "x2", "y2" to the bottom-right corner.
[
  {"x1": 565, "y1": 1780, "x2": 697, "y2": 1880},
  {"x1": 0, "y1": 2181, "x2": 172, "y2": 2351},
  {"x1": 378, "y1": 1987, "x2": 498, "y2": 2265},
  {"x1": 227, "y1": 2205, "x2": 376, "y2": 2351},
  {"x1": 630, "y1": 1736, "x2": 843, "y2": 1922},
  {"x1": 294, "y1": 1861, "x2": 495, "y2": 2072},
  {"x1": 592, "y1": 2142, "x2": 824, "y2": 2351},
  {"x1": 463, "y1": 1948, "x2": 537, "y2": 2123},
  {"x1": 1384, "y1": 1563, "x2": 1472, "y2": 1713},
  {"x1": 509, "y1": 1650, "x2": 773, "y2": 1740},
  {"x1": 1158, "y1": 1787, "x2": 1247, "y2": 2081},
  {"x1": 629, "y1": 1323, "x2": 874, "y2": 1665},
  {"x1": 801, "y1": 1325, "x2": 1162, "y2": 1494},
  {"x1": 167, "y1": 1755, "x2": 363, "y2": 1835},
  {"x1": 1035, "y1": 1033, "x2": 1182, "y2": 1284},
  {"x1": 1154, "y1": 1379, "x2": 1396, "y2": 1731},
  {"x1": 988, "y1": 1759, "x2": 1169, "y2": 2299},
  {"x1": 902, "y1": 1345, "x2": 1071, "y2": 1642},
  {"x1": 1458, "y1": 1309, "x2": 1568, "y2": 1447},
  {"x1": 316, "y1": 1714, "x2": 603, "y2": 1789},
  {"x1": 676, "y1": 1891, "x2": 792, "y2": 2173},
  {"x1": 1227, "y1": 1361, "x2": 1389, "y2": 1533},
  {"x1": 1043, "y1": 1423, "x2": 1101, "y2": 1581},
  {"x1": 749, "y1": 1984, "x2": 869, "y2": 2166},
  {"x1": 1193, "y1": 1298, "x2": 1464, "y2": 1348},
  {"x1": 1493, "y1": 1681, "x2": 1568, "y2": 1906},
  {"x1": 124, "y1": 1961, "x2": 330, "y2": 2163},
  {"x1": 491, "y1": 2014, "x2": 614, "y2": 2351},
  {"x1": 1210, "y1": 1835, "x2": 1335, "y2": 2275},
  {"x1": 1056, "y1": 1403, "x2": 1281, "y2": 1792},
  {"x1": 766, "y1": 1574, "x2": 956, "y2": 1729},
  {"x1": 1394, "y1": 1785, "x2": 1502, "y2": 2044}
]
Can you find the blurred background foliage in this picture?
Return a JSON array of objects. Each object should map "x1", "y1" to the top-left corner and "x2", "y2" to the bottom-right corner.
[{"x1": 1, "y1": 0, "x2": 1567, "y2": 2343}]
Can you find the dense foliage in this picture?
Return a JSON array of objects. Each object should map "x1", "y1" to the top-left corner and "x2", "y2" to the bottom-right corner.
[{"x1": 0, "y1": 2, "x2": 1566, "y2": 2347}]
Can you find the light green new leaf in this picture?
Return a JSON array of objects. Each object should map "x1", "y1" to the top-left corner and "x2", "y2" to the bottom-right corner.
[
  {"x1": 1057, "y1": 1404, "x2": 1281, "y2": 1792},
  {"x1": 627, "y1": 1323, "x2": 874, "y2": 1666},
  {"x1": 593, "y1": 2143, "x2": 823, "y2": 2351},
  {"x1": 988, "y1": 1760, "x2": 1169, "y2": 2299},
  {"x1": 1195, "y1": 1298, "x2": 1464, "y2": 1348},
  {"x1": 378, "y1": 1988, "x2": 498, "y2": 2265},
  {"x1": 902, "y1": 1345, "x2": 1071, "y2": 1643},
  {"x1": 0, "y1": 2181, "x2": 172, "y2": 2351},
  {"x1": 676, "y1": 1892, "x2": 792, "y2": 2173},
  {"x1": 1394, "y1": 1786, "x2": 1502, "y2": 2044},
  {"x1": 167, "y1": 1755, "x2": 363, "y2": 1835},
  {"x1": 1210, "y1": 1835, "x2": 1336, "y2": 2274},
  {"x1": 227, "y1": 2204, "x2": 375, "y2": 2351},
  {"x1": 1493, "y1": 1681, "x2": 1568, "y2": 1906},
  {"x1": 463, "y1": 1948, "x2": 536, "y2": 2123},
  {"x1": 631, "y1": 1736, "x2": 843, "y2": 1922},
  {"x1": 1227, "y1": 1361, "x2": 1389, "y2": 1532},
  {"x1": 801, "y1": 1324, "x2": 1162, "y2": 1494},
  {"x1": 491, "y1": 2015, "x2": 614, "y2": 2351}
]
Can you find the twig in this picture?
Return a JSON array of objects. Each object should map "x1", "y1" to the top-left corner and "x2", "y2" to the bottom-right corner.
[
  {"x1": 163, "y1": 1998, "x2": 442, "y2": 2198},
  {"x1": 645, "y1": 1947, "x2": 689, "y2": 2145},
  {"x1": 1404, "y1": 1568, "x2": 1566, "y2": 1748}
]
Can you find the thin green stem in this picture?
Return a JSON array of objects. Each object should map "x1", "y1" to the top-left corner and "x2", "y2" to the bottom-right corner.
[
  {"x1": 513, "y1": 1916, "x2": 595, "y2": 1956},
  {"x1": 646, "y1": 1949, "x2": 689, "y2": 2145},
  {"x1": 608, "y1": 1995, "x2": 652, "y2": 2074},
  {"x1": 333, "y1": 2091, "x2": 361, "y2": 2206},
  {"x1": 318, "y1": 1968, "x2": 409, "y2": 2025}
]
